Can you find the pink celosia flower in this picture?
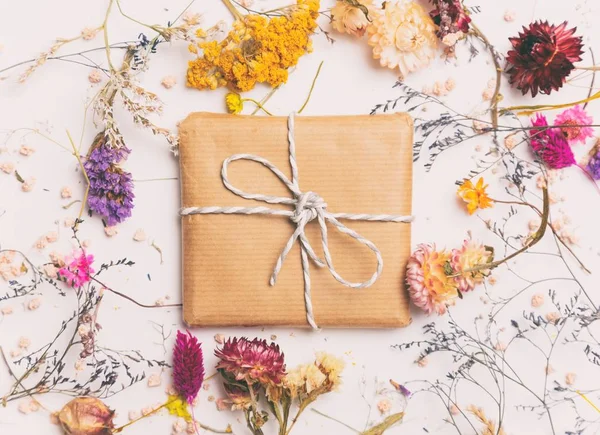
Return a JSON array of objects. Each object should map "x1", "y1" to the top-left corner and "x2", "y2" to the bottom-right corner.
[
  {"x1": 215, "y1": 337, "x2": 286, "y2": 386},
  {"x1": 57, "y1": 250, "x2": 94, "y2": 288},
  {"x1": 530, "y1": 114, "x2": 576, "y2": 169},
  {"x1": 450, "y1": 238, "x2": 493, "y2": 293},
  {"x1": 173, "y1": 330, "x2": 205, "y2": 403},
  {"x1": 554, "y1": 105, "x2": 594, "y2": 145},
  {"x1": 406, "y1": 244, "x2": 458, "y2": 315}
]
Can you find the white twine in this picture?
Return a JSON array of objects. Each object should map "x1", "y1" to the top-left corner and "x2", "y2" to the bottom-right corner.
[{"x1": 180, "y1": 113, "x2": 414, "y2": 329}]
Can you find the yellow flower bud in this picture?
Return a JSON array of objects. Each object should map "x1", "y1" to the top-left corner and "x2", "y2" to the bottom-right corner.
[
  {"x1": 58, "y1": 397, "x2": 115, "y2": 435},
  {"x1": 225, "y1": 92, "x2": 244, "y2": 114}
]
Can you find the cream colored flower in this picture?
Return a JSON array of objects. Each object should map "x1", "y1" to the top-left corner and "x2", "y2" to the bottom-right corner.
[
  {"x1": 316, "y1": 352, "x2": 345, "y2": 388},
  {"x1": 285, "y1": 363, "x2": 327, "y2": 397},
  {"x1": 367, "y1": 0, "x2": 437, "y2": 78},
  {"x1": 331, "y1": 0, "x2": 374, "y2": 37}
]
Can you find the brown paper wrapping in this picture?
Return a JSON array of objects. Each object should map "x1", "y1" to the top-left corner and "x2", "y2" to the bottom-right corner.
[{"x1": 179, "y1": 112, "x2": 413, "y2": 328}]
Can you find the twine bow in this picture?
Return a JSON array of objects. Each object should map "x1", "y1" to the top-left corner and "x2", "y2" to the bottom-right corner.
[{"x1": 180, "y1": 113, "x2": 413, "y2": 329}]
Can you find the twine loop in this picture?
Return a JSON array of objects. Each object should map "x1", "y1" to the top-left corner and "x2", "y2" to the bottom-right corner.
[{"x1": 180, "y1": 112, "x2": 413, "y2": 329}]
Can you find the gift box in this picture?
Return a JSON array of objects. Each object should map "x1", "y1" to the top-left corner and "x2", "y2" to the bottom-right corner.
[{"x1": 178, "y1": 112, "x2": 413, "y2": 328}]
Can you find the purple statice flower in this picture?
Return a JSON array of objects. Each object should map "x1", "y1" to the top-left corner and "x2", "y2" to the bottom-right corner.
[
  {"x1": 173, "y1": 330, "x2": 205, "y2": 403},
  {"x1": 84, "y1": 132, "x2": 134, "y2": 226},
  {"x1": 587, "y1": 141, "x2": 600, "y2": 180}
]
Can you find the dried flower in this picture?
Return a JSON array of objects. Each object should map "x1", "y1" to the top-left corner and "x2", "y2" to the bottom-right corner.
[
  {"x1": 504, "y1": 10, "x2": 516, "y2": 22},
  {"x1": 173, "y1": 330, "x2": 205, "y2": 403},
  {"x1": 88, "y1": 70, "x2": 102, "y2": 84},
  {"x1": 58, "y1": 250, "x2": 95, "y2": 288},
  {"x1": 554, "y1": 105, "x2": 594, "y2": 145},
  {"x1": 457, "y1": 178, "x2": 493, "y2": 215},
  {"x1": 19, "y1": 145, "x2": 35, "y2": 156},
  {"x1": 81, "y1": 27, "x2": 99, "y2": 41},
  {"x1": 161, "y1": 75, "x2": 177, "y2": 89},
  {"x1": 84, "y1": 132, "x2": 134, "y2": 226},
  {"x1": 367, "y1": 0, "x2": 437, "y2": 79},
  {"x1": 586, "y1": 140, "x2": 600, "y2": 180},
  {"x1": 429, "y1": 0, "x2": 471, "y2": 45},
  {"x1": 57, "y1": 397, "x2": 115, "y2": 435},
  {"x1": 215, "y1": 337, "x2": 286, "y2": 386},
  {"x1": 0, "y1": 162, "x2": 15, "y2": 174},
  {"x1": 331, "y1": 0, "x2": 374, "y2": 37},
  {"x1": 451, "y1": 237, "x2": 493, "y2": 292},
  {"x1": 530, "y1": 114, "x2": 576, "y2": 169},
  {"x1": 506, "y1": 21, "x2": 583, "y2": 97},
  {"x1": 406, "y1": 244, "x2": 457, "y2": 315},
  {"x1": 225, "y1": 93, "x2": 244, "y2": 114},
  {"x1": 187, "y1": 0, "x2": 318, "y2": 92},
  {"x1": 133, "y1": 229, "x2": 147, "y2": 241},
  {"x1": 222, "y1": 384, "x2": 254, "y2": 410},
  {"x1": 22, "y1": 177, "x2": 36, "y2": 192},
  {"x1": 285, "y1": 363, "x2": 327, "y2": 397},
  {"x1": 27, "y1": 297, "x2": 42, "y2": 311}
]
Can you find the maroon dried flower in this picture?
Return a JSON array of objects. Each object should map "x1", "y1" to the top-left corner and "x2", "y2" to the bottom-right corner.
[
  {"x1": 530, "y1": 114, "x2": 576, "y2": 169},
  {"x1": 506, "y1": 21, "x2": 583, "y2": 97},
  {"x1": 173, "y1": 330, "x2": 205, "y2": 403},
  {"x1": 429, "y1": 0, "x2": 471, "y2": 43},
  {"x1": 215, "y1": 337, "x2": 286, "y2": 386}
]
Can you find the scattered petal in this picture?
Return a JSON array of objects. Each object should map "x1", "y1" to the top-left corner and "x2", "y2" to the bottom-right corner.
[
  {"x1": 0, "y1": 162, "x2": 15, "y2": 174},
  {"x1": 504, "y1": 10, "x2": 516, "y2": 22},
  {"x1": 148, "y1": 373, "x2": 162, "y2": 387},
  {"x1": 22, "y1": 177, "x2": 36, "y2": 192},
  {"x1": 531, "y1": 294, "x2": 544, "y2": 308},
  {"x1": 133, "y1": 229, "x2": 147, "y2": 242},
  {"x1": 27, "y1": 297, "x2": 42, "y2": 311},
  {"x1": 104, "y1": 226, "x2": 118, "y2": 237},
  {"x1": 19, "y1": 145, "x2": 35, "y2": 156},
  {"x1": 61, "y1": 187, "x2": 72, "y2": 198},
  {"x1": 18, "y1": 337, "x2": 31, "y2": 349},
  {"x1": 377, "y1": 398, "x2": 392, "y2": 414},
  {"x1": 565, "y1": 372, "x2": 576, "y2": 385},
  {"x1": 161, "y1": 76, "x2": 177, "y2": 89},
  {"x1": 81, "y1": 27, "x2": 99, "y2": 40}
]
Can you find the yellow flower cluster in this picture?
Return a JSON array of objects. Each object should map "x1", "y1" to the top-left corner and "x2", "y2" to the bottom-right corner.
[{"x1": 187, "y1": 0, "x2": 319, "y2": 92}]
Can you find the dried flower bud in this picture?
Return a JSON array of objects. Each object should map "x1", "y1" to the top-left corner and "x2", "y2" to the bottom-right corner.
[{"x1": 58, "y1": 397, "x2": 114, "y2": 435}]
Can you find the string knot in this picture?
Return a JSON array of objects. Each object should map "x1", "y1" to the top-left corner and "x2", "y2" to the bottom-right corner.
[{"x1": 292, "y1": 191, "x2": 327, "y2": 224}]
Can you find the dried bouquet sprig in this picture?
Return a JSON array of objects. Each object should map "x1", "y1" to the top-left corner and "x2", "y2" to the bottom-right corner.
[{"x1": 214, "y1": 337, "x2": 348, "y2": 435}]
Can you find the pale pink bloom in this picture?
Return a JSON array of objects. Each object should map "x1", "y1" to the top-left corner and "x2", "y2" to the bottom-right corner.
[
  {"x1": 1, "y1": 306, "x2": 14, "y2": 315},
  {"x1": 442, "y1": 32, "x2": 462, "y2": 46},
  {"x1": 22, "y1": 177, "x2": 36, "y2": 192},
  {"x1": 11, "y1": 348, "x2": 23, "y2": 358},
  {"x1": 49, "y1": 251, "x2": 65, "y2": 266},
  {"x1": 445, "y1": 78, "x2": 456, "y2": 91},
  {"x1": 482, "y1": 88, "x2": 494, "y2": 101},
  {"x1": 416, "y1": 357, "x2": 428, "y2": 367},
  {"x1": 104, "y1": 226, "x2": 118, "y2": 237},
  {"x1": 449, "y1": 404, "x2": 460, "y2": 415},
  {"x1": 28, "y1": 400, "x2": 40, "y2": 412},
  {"x1": 161, "y1": 76, "x2": 177, "y2": 89},
  {"x1": 61, "y1": 187, "x2": 72, "y2": 199},
  {"x1": 214, "y1": 333, "x2": 225, "y2": 344},
  {"x1": 0, "y1": 162, "x2": 15, "y2": 174},
  {"x1": 147, "y1": 373, "x2": 162, "y2": 387},
  {"x1": 88, "y1": 70, "x2": 102, "y2": 84},
  {"x1": 546, "y1": 312, "x2": 560, "y2": 323},
  {"x1": 19, "y1": 145, "x2": 35, "y2": 156},
  {"x1": 81, "y1": 27, "x2": 99, "y2": 40},
  {"x1": 78, "y1": 324, "x2": 90, "y2": 336},
  {"x1": 377, "y1": 398, "x2": 392, "y2": 414},
  {"x1": 216, "y1": 398, "x2": 228, "y2": 411},
  {"x1": 531, "y1": 294, "x2": 544, "y2": 307},
  {"x1": 565, "y1": 372, "x2": 576, "y2": 386},
  {"x1": 64, "y1": 217, "x2": 75, "y2": 228},
  {"x1": 42, "y1": 264, "x2": 58, "y2": 279},
  {"x1": 133, "y1": 229, "x2": 147, "y2": 242},
  {"x1": 555, "y1": 105, "x2": 594, "y2": 145},
  {"x1": 504, "y1": 10, "x2": 516, "y2": 22},
  {"x1": 18, "y1": 401, "x2": 31, "y2": 414},
  {"x1": 82, "y1": 239, "x2": 91, "y2": 248},
  {"x1": 18, "y1": 337, "x2": 30, "y2": 349},
  {"x1": 34, "y1": 238, "x2": 48, "y2": 250},
  {"x1": 46, "y1": 231, "x2": 58, "y2": 243},
  {"x1": 27, "y1": 297, "x2": 42, "y2": 311}
]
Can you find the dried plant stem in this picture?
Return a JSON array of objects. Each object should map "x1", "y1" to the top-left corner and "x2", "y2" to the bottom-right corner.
[
  {"x1": 470, "y1": 23, "x2": 502, "y2": 129},
  {"x1": 243, "y1": 98, "x2": 274, "y2": 116},
  {"x1": 311, "y1": 409, "x2": 360, "y2": 433},
  {"x1": 221, "y1": 0, "x2": 244, "y2": 21},
  {"x1": 66, "y1": 130, "x2": 89, "y2": 228},
  {"x1": 104, "y1": 0, "x2": 116, "y2": 71},
  {"x1": 502, "y1": 90, "x2": 600, "y2": 115},
  {"x1": 491, "y1": 198, "x2": 591, "y2": 273},
  {"x1": 298, "y1": 61, "x2": 324, "y2": 114},
  {"x1": 576, "y1": 390, "x2": 600, "y2": 414},
  {"x1": 92, "y1": 277, "x2": 182, "y2": 309},
  {"x1": 453, "y1": 187, "x2": 550, "y2": 276}
]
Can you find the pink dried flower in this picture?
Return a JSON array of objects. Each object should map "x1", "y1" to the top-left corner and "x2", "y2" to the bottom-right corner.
[
  {"x1": 450, "y1": 237, "x2": 493, "y2": 293},
  {"x1": 0, "y1": 162, "x2": 15, "y2": 174},
  {"x1": 554, "y1": 105, "x2": 594, "y2": 145},
  {"x1": 173, "y1": 330, "x2": 205, "y2": 403},
  {"x1": 215, "y1": 337, "x2": 286, "y2": 386},
  {"x1": 406, "y1": 244, "x2": 457, "y2": 315},
  {"x1": 57, "y1": 250, "x2": 95, "y2": 288},
  {"x1": 530, "y1": 114, "x2": 576, "y2": 169}
]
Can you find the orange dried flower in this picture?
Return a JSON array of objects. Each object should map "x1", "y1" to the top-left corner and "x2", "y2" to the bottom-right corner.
[{"x1": 457, "y1": 178, "x2": 493, "y2": 215}]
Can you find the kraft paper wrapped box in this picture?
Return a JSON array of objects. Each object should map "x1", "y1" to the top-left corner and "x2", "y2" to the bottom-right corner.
[{"x1": 178, "y1": 112, "x2": 413, "y2": 328}]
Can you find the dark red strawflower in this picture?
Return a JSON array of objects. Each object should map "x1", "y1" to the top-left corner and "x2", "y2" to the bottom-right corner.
[
  {"x1": 530, "y1": 114, "x2": 576, "y2": 169},
  {"x1": 173, "y1": 330, "x2": 205, "y2": 403},
  {"x1": 215, "y1": 337, "x2": 286, "y2": 386},
  {"x1": 506, "y1": 21, "x2": 583, "y2": 97}
]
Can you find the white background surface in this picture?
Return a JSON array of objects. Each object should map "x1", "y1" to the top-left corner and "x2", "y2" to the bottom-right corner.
[{"x1": 1, "y1": 0, "x2": 600, "y2": 434}]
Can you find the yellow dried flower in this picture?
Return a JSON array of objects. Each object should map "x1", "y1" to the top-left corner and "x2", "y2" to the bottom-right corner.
[
  {"x1": 225, "y1": 92, "x2": 244, "y2": 114},
  {"x1": 316, "y1": 352, "x2": 345, "y2": 388},
  {"x1": 187, "y1": 0, "x2": 319, "y2": 92},
  {"x1": 331, "y1": 0, "x2": 375, "y2": 37}
]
